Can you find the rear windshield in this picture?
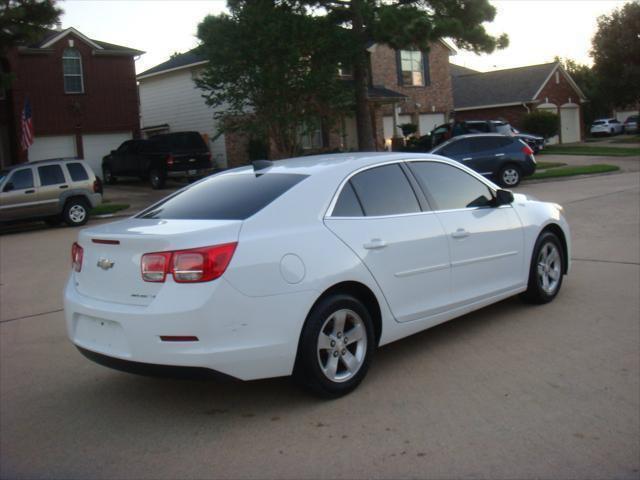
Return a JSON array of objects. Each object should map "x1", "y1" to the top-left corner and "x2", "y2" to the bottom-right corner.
[
  {"x1": 137, "y1": 172, "x2": 308, "y2": 220},
  {"x1": 150, "y1": 132, "x2": 208, "y2": 153}
]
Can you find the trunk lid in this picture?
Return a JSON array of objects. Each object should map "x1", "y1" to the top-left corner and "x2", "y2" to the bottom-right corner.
[{"x1": 74, "y1": 218, "x2": 241, "y2": 306}]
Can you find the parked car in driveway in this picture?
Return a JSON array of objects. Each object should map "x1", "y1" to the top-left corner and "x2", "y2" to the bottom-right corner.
[
  {"x1": 102, "y1": 132, "x2": 213, "y2": 189},
  {"x1": 511, "y1": 127, "x2": 545, "y2": 153},
  {"x1": 623, "y1": 115, "x2": 638, "y2": 134},
  {"x1": 65, "y1": 152, "x2": 569, "y2": 397},
  {"x1": 431, "y1": 134, "x2": 536, "y2": 187},
  {"x1": 0, "y1": 158, "x2": 102, "y2": 227},
  {"x1": 590, "y1": 118, "x2": 624, "y2": 136}
]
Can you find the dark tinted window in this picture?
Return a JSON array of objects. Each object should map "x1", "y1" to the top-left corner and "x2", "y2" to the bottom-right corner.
[
  {"x1": 38, "y1": 165, "x2": 66, "y2": 186},
  {"x1": 465, "y1": 122, "x2": 490, "y2": 133},
  {"x1": 7, "y1": 168, "x2": 34, "y2": 190},
  {"x1": 470, "y1": 137, "x2": 512, "y2": 152},
  {"x1": 350, "y1": 164, "x2": 420, "y2": 216},
  {"x1": 332, "y1": 182, "x2": 363, "y2": 217},
  {"x1": 66, "y1": 162, "x2": 89, "y2": 181},
  {"x1": 438, "y1": 138, "x2": 470, "y2": 157},
  {"x1": 117, "y1": 141, "x2": 133, "y2": 153},
  {"x1": 409, "y1": 162, "x2": 494, "y2": 210},
  {"x1": 137, "y1": 172, "x2": 307, "y2": 220},
  {"x1": 151, "y1": 132, "x2": 208, "y2": 153}
]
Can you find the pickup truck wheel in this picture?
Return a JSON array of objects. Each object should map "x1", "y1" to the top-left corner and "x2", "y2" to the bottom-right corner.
[
  {"x1": 63, "y1": 198, "x2": 90, "y2": 227},
  {"x1": 149, "y1": 169, "x2": 165, "y2": 189},
  {"x1": 103, "y1": 166, "x2": 116, "y2": 185}
]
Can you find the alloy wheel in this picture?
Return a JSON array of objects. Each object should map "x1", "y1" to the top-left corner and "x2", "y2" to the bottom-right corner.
[
  {"x1": 316, "y1": 309, "x2": 367, "y2": 383},
  {"x1": 537, "y1": 242, "x2": 561, "y2": 295},
  {"x1": 69, "y1": 204, "x2": 87, "y2": 224},
  {"x1": 502, "y1": 168, "x2": 520, "y2": 186}
]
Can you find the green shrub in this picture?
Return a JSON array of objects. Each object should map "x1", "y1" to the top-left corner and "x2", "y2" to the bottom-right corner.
[
  {"x1": 522, "y1": 110, "x2": 560, "y2": 139},
  {"x1": 399, "y1": 123, "x2": 418, "y2": 138}
]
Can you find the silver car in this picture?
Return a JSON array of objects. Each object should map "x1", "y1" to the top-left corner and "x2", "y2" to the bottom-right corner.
[{"x1": 0, "y1": 158, "x2": 102, "y2": 227}]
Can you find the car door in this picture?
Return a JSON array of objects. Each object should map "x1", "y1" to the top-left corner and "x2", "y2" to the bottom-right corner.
[
  {"x1": 36, "y1": 164, "x2": 69, "y2": 215},
  {"x1": 324, "y1": 163, "x2": 451, "y2": 323},
  {"x1": 468, "y1": 136, "x2": 513, "y2": 176},
  {"x1": 0, "y1": 167, "x2": 38, "y2": 221},
  {"x1": 436, "y1": 137, "x2": 477, "y2": 168},
  {"x1": 407, "y1": 160, "x2": 525, "y2": 306}
]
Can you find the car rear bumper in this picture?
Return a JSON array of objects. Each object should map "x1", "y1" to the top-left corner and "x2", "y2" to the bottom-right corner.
[{"x1": 64, "y1": 275, "x2": 316, "y2": 380}]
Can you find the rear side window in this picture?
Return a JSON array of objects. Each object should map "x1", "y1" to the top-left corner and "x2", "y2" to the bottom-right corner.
[
  {"x1": 7, "y1": 168, "x2": 34, "y2": 190},
  {"x1": 332, "y1": 182, "x2": 364, "y2": 217},
  {"x1": 349, "y1": 164, "x2": 420, "y2": 216},
  {"x1": 409, "y1": 162, "x2": 494, "y2": 210},
  {"x1": 470, "y1": 137, "x2": 512, "y2": 152},
  {"x1": 137, "y1": 172, "x2": 308, "y2": 220},
  {"x1": 38, "y1": 165, "x2": 66, "y2": 186},
  {"x1": 66, "y1": 162, "x2": 89, "y2": 181},
  {"x1": 438, "y1": 138, "x2": 469, "y2": 157}
]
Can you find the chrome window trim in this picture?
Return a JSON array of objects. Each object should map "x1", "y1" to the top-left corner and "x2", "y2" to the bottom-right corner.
[{"x1": 325, "y1": 157, "x2": 504, "y2": 219}]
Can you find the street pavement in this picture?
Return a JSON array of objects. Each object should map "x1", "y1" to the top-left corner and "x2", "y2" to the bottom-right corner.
[{"x1": 1, "y1": 171, "x2": 638, "y2": 479}]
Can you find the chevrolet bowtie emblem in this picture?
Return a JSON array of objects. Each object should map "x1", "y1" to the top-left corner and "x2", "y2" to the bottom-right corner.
[{"x1": 97, "y1": 258, "x2": 115, "y2": 270}]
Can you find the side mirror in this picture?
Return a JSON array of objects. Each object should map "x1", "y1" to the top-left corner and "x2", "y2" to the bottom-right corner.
[
  {"x1": 495, "y1": 189, "x2": 514, "y2": 206},
  {"x1": 3, "y1": 182, "x2": 14, "y2": 193}
]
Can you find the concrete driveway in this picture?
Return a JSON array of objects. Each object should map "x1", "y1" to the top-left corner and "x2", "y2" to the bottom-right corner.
[{"x1": 1, "y1": 171, "x2": 638, "y2": 479}]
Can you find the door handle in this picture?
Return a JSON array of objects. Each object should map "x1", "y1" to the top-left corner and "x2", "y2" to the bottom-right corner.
[
  {"x1": 495, "y1": 153, "x2": 505, "y2": 157},
  {"x1": 363, "y1": 239, "x2": 387, "y2": 250},
  {"x1": 451, "y1": 228, "x2": 470, "y2": 239},
  {"x1": 24, "y1": 189, "x2": 35, "y2": 194},
  {"x1": 59, "y1": 185, "x2": 69, "y2": 189},
  {"x1": 462, "y1": 157, "x2": 472, "y2": 161}
]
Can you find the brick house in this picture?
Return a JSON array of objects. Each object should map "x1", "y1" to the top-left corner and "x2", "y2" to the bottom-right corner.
[
  {"x1": 451, "y1": 62, "x2": 587, "y2": 144},
  {"x1": 0, "y1": 27, "x2": 143, "y2": 172},
  {"x1": 137, "y1": 40, "x2": 456, "y2": 168}
]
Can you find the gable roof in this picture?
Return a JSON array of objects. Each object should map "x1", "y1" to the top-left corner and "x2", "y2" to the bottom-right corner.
[
  {"x1": 452, "y1": 62, "x2": 559, "y2": 110},
  {"x1": 23, "y1": 27, "x2": 143, "y2": 55},
  {"x1": 137, "y1": 49, "x2": 206, "y2": 79}
]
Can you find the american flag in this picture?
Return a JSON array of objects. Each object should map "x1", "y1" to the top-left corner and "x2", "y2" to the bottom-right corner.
[{"x1": 21, "y1": 97, "x2": 34, "y2": 151}]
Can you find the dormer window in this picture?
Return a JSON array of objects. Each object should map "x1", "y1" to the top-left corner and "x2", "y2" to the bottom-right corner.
[
  {"x1": 63, "y1": 48, "x2": 84, "y2": 94},
  {"x1": 398, "y1": 50, "x2": 426, "y2": 87}
]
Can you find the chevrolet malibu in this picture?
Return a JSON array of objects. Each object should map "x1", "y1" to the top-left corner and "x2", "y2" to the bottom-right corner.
[{"x1": 64, "y1": 153, "x2": 570, "y2": 397}]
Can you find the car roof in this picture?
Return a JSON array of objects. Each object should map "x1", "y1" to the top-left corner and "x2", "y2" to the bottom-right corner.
[{"x1": 1, "y1": 158, "x2": 85, "y2": 171}]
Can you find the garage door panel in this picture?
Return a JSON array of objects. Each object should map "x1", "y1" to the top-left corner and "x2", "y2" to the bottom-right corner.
[
  {"x1": 419, "y1": 113, "x2": 445, "y2": 136},
  {"x1": 82, "y1": 132, "x2": 132, "y2": 175},
  {"x1": 560, "y1": 107, "x2": 580, "y2": 144},
  {"x1": 29, "y1": 136, "x2": 76, "y2": 162}
]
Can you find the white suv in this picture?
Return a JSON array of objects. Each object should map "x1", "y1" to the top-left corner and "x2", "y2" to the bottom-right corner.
[{"x1": 590, "y1": 118, "x2": 624, "y2": 136}]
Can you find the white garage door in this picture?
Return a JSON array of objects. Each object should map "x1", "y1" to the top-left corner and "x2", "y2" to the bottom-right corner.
[
  {"x1": 383, "y1": 115, "x2": 412, "y2": 142},
  {"x1": 419, "y1": 113, "x2": 445, "y2": 136},
  {"x1": 28, "y1": 135, "x2": 76, "y2": 162},
  {"x1": 560, "y1": 106, "x2": 580, "y2": 144},
  {"x1": 82, "y1": 132, "x2": 132, "y2": 175}
]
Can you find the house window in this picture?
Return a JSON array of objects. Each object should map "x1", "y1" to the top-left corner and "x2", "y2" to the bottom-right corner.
[
  {"x1": 400, "y1": 50, "x2": 424, "y2": 86},
  {"x1": 63, "y1": 48, "x2": 84, "y2": 94},
  {"x1": 298, "y1": 118, "x2": 323, "y2": 150}
]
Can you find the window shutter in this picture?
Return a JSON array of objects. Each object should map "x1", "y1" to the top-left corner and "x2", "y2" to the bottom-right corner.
[
  {"x1": 395, "y1": 50, "x2": 404, "y2": 86},
  {"x1": 422, "y1": 51, "x2": 431, "y2": 86}
]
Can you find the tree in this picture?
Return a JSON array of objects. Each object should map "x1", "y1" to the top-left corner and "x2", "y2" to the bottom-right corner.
[
  {"x1": 196, "y1": 0, "x2": 353, "y2": 158},
  {"x1": 292, "y1": 0, "x2": 508, "y2": 150},
  {"x1": 556, "y1": 57, "x2": 609, "y2": 126},
  {"x1": 591, "y1": 2, "x2": 640, "y2": 108},
  {"x1": 522, "y1": 110, "x2": 559, "y2": 140}
]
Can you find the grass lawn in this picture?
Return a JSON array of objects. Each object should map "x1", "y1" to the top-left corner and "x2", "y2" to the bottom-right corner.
[
  {"x1": 540, "y1": 145, "x2": 640, "y2": 157},
  {"x1": 536, "y1": 161, "x2": 567, "y2": 169},
  {"x1": 91, "y1": 203, "x2": 130, "y2": 216},
  {"x1": 529, "y1": 164, "x2": 619, "y2": 180},
  {"x1": 610, "y1": 135, "x2": 640, "y2": 144}
]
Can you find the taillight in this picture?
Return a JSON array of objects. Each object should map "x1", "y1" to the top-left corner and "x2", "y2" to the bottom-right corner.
[
  {"x1": 166, "y1": 154, "x2": 174, "y2": 166},
  {"x1": 141, "y1": 243, "x2": 237, "y2": 283},
  {"x1": 93, "y1": 177, "x2": 103, "y2": 194},
  {"x1": 522, "y1": 144, "x2": 534, "y2": 156},
  {"x1": 71, "y1": 242, "x2": 83, "y2": 272}
]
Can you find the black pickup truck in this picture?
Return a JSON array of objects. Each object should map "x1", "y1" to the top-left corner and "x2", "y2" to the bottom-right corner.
[{"x1": 102, "y1": 132, "x2": 213, "y2": 189}]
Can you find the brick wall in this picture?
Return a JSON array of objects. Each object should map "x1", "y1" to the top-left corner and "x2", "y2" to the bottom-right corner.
[
  {"x1": 535, "y1": 69, "x2": 585, "y2": 139},
  {"x1": 454, "y1": 105, "x2": 531, "y2": 129}
]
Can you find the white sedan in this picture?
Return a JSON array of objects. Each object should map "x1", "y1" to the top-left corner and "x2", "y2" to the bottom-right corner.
[
  {"x1": 64, "y1": 153, "x2": 570, "y2": 397},
  {"x1": 590, "y1": 118, "x2": 625, "y2": 136}
]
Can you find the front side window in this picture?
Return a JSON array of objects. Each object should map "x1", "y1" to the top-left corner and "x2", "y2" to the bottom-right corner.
[
  {"x1": 38, "y1": 165, "x2": 66, "y2": 186},
  {"x1": 469, "y1": 137, "x2": 512, "y2": 153},
  {"x1": 409, "y1": 162, "x2": 494, "y2": 210},
  {"x1": 6, "y1": 168, "x2": 34, "y2": 191},
  {"x1": 399, "y1": 50, "x2": 424, "y2": 86},
  {"x1": 349, "y1": 164, "x2": 420, "y2": 216},
  {"x1": 63, "y1": 48, "x2": 84, "y2": 94}
]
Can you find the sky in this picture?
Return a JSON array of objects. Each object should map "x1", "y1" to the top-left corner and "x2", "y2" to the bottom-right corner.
[{"x1": 58, "y1": 0, "x2": 630, "y2": 75}]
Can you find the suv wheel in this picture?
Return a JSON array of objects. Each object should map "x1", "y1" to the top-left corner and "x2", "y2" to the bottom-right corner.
[
  {"x1": 103, "y1": 166, "x2": 116, "y2": 185},
  {"x1": 149, "y1": 169, "x2": 165, "y2": 189},
  {"x1": 498, "y1": 164, "x2": 521, "y2": 187},
  {"x1": 63, "y1": 198, "x2": 90, "y2": 227},
  {"x1": 294, "y1": 293, "x2": 375, "y2": 398}
]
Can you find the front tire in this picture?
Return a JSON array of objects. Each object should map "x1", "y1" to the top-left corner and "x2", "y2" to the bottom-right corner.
[
  {"x1": 63, "y1": 198, "x2": 90, "y2": 227},
  {"x1": 294, "y1": 294, "x2": 375, "y2": 398},
  {"x1": 498, "y1": 164, "x2": 521, "y2": 187},
  {"x1": 521, "y1": 231, "x2": 564, "y2": 304}
]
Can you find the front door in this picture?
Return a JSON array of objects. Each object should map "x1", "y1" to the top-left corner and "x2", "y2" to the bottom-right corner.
[
  {"x1": 324, "y1": 163, "x2": 451, "y2": 323},
  {"x1": 408, "y1": 160, "x2": 525, "y2": 305}
]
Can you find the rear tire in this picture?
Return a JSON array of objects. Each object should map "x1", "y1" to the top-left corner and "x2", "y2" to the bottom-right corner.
[
  {"x1": 149, "y1": 169, "x2": 165, "y2": 189},
  {"x1": 521, "y1": 231, "x2": 564, "y2": 304},
  {"x1": 498, "y1": 164, "x2": 522, "y2": 187},
  {"x1": 103, "y1": 166, "x2": 117, "y2": 185},
  {"x1": 63, "y1": 198, "x2": 90, "y2": 227},
  {"x1": 293, "y1": 294, "x2": 375, "y2": 398}
]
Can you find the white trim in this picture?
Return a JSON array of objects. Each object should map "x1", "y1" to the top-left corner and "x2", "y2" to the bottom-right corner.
[
  {"x1": 560, "y1": 102, "x2": 579, "y2": 109},
  {"x1": 531, "y1": 63, "x2": 587, "y2": 103},
  {"x1": 41, "y1": 27, "x2": 103, "y2": 50},
  {"x1": 137, "y1": 61, "x2": 208, "y2": 80},
  {"x1": 454, "y1": 101, "x2": 532, "y2": 111}
]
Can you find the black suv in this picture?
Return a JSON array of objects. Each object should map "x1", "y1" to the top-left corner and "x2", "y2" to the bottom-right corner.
[
  {"x1": 431, "y1": 133, "x2": 536, "y2": 187},
  {"x1": 102, "y1": 132, "x2": 213, "y2": 189}
]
